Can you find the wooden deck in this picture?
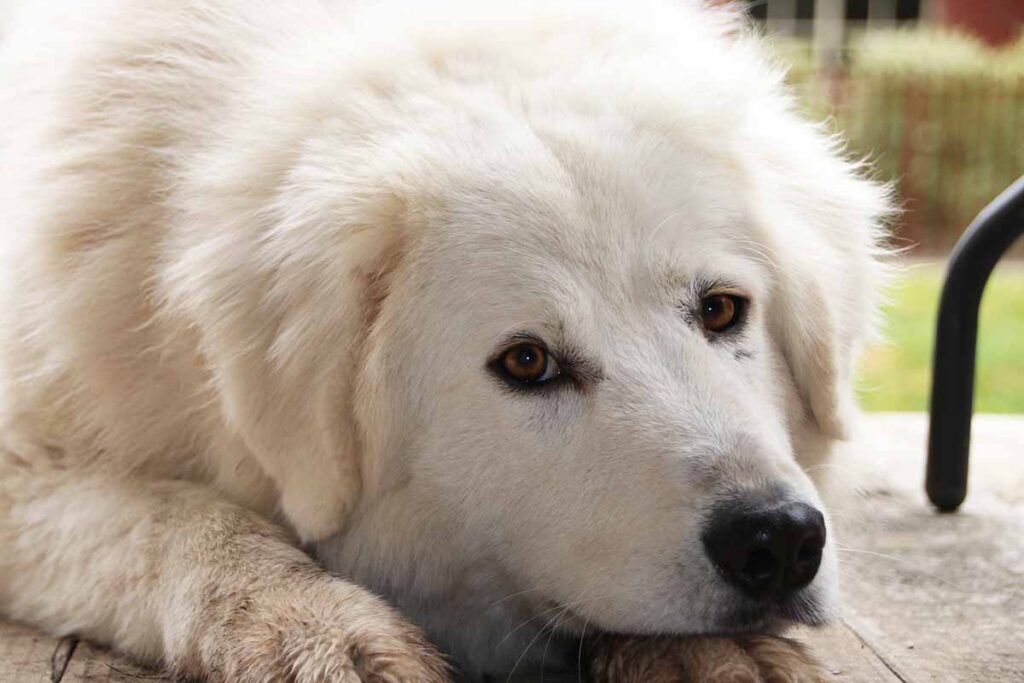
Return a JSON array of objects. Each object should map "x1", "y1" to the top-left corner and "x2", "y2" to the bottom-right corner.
[{"x1": 1, "y1": 413, "x2": 1021, "y2": 682}]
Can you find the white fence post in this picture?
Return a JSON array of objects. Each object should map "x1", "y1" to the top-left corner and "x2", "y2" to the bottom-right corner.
[
  {"x1": 869, "y1": 0, "x2": 898, "y2": 30},
  {"x1": 767, "y1": 0, "x2": 799, "y2": 36},
  {"x1": 813, "y1": 0, "x2": 845, "y2": 68}
]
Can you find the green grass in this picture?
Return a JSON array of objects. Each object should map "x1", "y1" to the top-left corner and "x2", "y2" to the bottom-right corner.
[{"x1": 857, "y1": 261, "x2": 1024, "y2": 413}]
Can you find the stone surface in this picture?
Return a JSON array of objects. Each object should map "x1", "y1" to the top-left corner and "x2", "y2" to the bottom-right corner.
[{"x1": 1, "y1": 413, "x2": 1021, "y2": 681}]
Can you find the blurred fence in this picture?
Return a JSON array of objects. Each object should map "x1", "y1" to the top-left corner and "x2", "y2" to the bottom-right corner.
[{"x1": 780, "y1": 32, "x2": 1024, "y2": 254}]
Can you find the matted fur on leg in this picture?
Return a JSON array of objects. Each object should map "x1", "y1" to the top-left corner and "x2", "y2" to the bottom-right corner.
[{"x1": 588, "y1": 634, "x2": 827, "y2": 683}]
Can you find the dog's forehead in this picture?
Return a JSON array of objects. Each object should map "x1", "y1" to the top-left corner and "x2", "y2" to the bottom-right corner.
[{"x1": 429, "y1": 128, "x2": 759, "y2": 296}]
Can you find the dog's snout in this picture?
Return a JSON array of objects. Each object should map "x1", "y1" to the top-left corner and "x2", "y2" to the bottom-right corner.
[{"x1": 702, "y1": 501, "x2": 826, "y2": 600}]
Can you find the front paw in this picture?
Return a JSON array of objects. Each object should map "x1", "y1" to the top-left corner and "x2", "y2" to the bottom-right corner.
[
  {"x1": 203, "y1": 578, "x2": 449, "y2": 682},
  {"x1": 589, "y1": 634, "x2": 826, "y2": 683}
]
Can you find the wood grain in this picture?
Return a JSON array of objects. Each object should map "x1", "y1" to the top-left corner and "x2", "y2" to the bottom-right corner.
[{"x1": 0, "y1": 620, "x2": 62, "y2": 682}]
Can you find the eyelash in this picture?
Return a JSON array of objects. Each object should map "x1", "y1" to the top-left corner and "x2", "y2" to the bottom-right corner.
[{"x1": 689, "y1": 280, "x2": 751, "y2": 336}]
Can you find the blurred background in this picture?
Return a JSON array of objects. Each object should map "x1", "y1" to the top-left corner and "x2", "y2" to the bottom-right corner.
[{"x1": 740, "y1": 0, "x2": 1024, "y2": 414}]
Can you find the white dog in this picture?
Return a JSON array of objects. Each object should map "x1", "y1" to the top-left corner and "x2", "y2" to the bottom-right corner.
[{"x1": 0, "y1": 0, "x2": 889, "y2": 680}]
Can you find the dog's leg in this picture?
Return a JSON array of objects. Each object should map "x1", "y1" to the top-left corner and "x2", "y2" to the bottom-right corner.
[{"x1": 0, "y1": 454, "x2": 448, "y2": 682}]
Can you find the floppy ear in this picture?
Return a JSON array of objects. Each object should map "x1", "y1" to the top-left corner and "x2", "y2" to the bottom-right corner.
[
  {"x1": 747, "y1": 116, "x2": 892, "y2": 442},
  {"x1": 768, "y1": 256, "x2": 857, "y2": 440},
  {"x1": 163, "y1": 152, "x2": 408, "y2": 542}
]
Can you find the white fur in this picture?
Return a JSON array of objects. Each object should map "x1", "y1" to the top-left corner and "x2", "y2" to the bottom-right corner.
[{"x1": 0, "y1": 0, "x2": 890, "y2": 679}]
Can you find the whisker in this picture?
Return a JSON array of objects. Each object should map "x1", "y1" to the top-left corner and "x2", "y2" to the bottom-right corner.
[
  {"x1": 649, "y1": 211, "x2": 683, "y2": 242},
  {"x1": 835, "y1": 544, "x2": 969, "y2": 591},
  {"x1": 821, "y1": 510, "x2": 869, "y2": 522},
  {"x1": 489, "y1": 581, "x2": 554, "y2": 608},
  {"x1": 495, "y1": 602, "x2": 565, "y2": 650},
  {"x1": 802, "y1": 462, "x2": 862, "y2": 476},
  {"x1": 497, "y1": 584, "x2": 624, "y2": 679},
  {"x1": 540, "y1": 605, "x2": 572, "y2": 682},
  {"x1": 576, "y1": 617, "x2": 590, "y2": 683},
  {"x1": 506, "y1": 605, "x2": 571, "y2": 682}
]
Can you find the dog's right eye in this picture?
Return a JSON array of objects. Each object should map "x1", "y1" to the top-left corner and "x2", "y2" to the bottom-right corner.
[
  {"x1": 493, "y1": 342, "x2": 561, "y2": 387},
  {"x1": 700, "y1": 293, "x2": 747, "y2": 334}
]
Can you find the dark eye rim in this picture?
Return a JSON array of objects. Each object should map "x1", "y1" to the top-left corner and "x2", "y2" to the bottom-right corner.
[
  {"x1": 487, "y1": 336, "x2": 566, "y2": 391},
  {"x1": 698, "y1": 291, "x2": 750, "y2": 335}
]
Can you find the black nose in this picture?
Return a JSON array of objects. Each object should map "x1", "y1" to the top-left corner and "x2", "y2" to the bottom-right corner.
[{"x1": 702, "y1": 501, "x2": 826, "y2": 600}]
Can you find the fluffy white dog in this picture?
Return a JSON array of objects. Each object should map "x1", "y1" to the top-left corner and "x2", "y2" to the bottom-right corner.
[{"x1": 0, "y1": 0, "x2": 889, "y2": 680}]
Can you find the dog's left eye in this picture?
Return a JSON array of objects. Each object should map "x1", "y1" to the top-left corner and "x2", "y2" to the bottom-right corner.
[
  {"x1": 494, "y1": 342, "x2": 561, "y2": 386},
  {"x1": 700, "y1": 293, "x2": 747, "y2": 333}
]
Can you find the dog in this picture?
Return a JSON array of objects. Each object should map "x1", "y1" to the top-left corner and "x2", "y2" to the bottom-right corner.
[{"x1": 0, "y1": 0, "x2": 890, "y2": 679}]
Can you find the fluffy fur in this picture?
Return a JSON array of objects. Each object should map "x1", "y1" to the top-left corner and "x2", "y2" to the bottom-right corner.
[
  {"x1": 0, "y1": 0, "x2": 889, "y2": 679},
  {"x1": 589, "y1": 634, "x2": 826, "y2": 682}
]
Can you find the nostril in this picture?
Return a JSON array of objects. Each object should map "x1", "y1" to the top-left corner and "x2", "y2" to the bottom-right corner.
[
  {"x1": 790, "y1": 528, "x2": 825, "y2": 588},
  {"x1": 740, "y1": 548, "x2": 778, "y2": 587},
  {"x1": 800, "y1": 529, "x2": 825, "y2": 556},
  {"x1": 797, "y1": 528, "x2": 825, "y2": 561},
  {"x1": 796, "y1": 542, "x2": 820, "y2": 566}
]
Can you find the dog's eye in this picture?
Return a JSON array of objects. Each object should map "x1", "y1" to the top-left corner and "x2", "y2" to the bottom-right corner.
[
  {"x1": 700, "y1": 294, "x2": 747, "y2": 333},
  {"x1": 497, "y1": 342, "x2": 560, "y2": 385}
]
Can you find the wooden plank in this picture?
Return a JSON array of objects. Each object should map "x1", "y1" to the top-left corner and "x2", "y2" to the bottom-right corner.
[
  {"x1": 0, "y1": 622, "x2": 165, "y2": 683},
  {"x1": 60, "y1": 641, "x2": 168, "y2": 682},
  {"x1": 5, "y1": 624, "x2": 900, "y2": 683},
  {"x1": 1, "y1": 415, "x2": 1021, "y2": 681},
  {"x1": 0, "y1": 619, "x2": 60, "y2": 682},
  {"x1": 825, "y1": 414, "x2": 1024, "y2": 682},
  {"x1": 795, "y1": 623, "x2": 902, "y2": 682}
]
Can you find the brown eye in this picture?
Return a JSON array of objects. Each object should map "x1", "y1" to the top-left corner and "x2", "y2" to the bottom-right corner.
[
  {"x1": 497, "y1": 342, "x2": 559, "y2": 385},
  {"x1": 700, "y1": 294, "x2": 746, "y2": 333}
]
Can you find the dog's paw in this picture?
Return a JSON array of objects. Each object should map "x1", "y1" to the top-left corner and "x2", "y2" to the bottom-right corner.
[
  {"x1": 589, "y1": 634, "x2": 826, "y2": 683},
  {"x1": 202, "y1": 577, "x2": 449, "y2": 682},
  {"x1": 739, "y1": 635, "x2": 827, "y2": 683}
]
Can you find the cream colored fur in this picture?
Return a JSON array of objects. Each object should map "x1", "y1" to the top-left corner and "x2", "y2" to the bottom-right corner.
[{"x1": 0, "y1": 0, "x2": 889, "y2": 680}]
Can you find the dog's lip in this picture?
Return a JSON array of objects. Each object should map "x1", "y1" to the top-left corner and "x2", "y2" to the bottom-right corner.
[{"x1": 717, "y1": 592, "x2": 830, "y2": 632}]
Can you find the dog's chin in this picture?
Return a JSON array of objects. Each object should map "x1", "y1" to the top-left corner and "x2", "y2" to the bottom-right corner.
[
  {"x1": 545, "y1": 589, "x2": 831, "y2": 641},
  {"x1": 708, "y1": 590, "x2": 834, "y2": 634}
]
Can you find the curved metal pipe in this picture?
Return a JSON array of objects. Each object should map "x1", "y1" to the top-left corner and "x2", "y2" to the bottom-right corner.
[{"x1": 926, "y1": 176, "x2": 1024, "y2": 511}]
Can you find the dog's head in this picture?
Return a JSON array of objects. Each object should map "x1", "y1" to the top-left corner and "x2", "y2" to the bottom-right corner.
[
  {"x1": 348, "y1": 120, "x2": 884, "y2": 635},
  {"x1": 174, "y1": 0, "x2": 890, "y2": 672}
]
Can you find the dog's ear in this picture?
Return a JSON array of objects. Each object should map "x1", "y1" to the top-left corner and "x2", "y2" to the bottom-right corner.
[
  {"x1": 768, "y1": 255, "x2": 857, "y2": 440},
  {"x1": 164, "y1": 158, "x2": 408, "y2": 542},
  {"x1": 748, "y1": 118, "x2": 892, "y2": 442}
]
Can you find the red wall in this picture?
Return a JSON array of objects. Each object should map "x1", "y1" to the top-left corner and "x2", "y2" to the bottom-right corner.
[{"x1": 936, "y1": 0, "x2": 1024, "y2": 46}]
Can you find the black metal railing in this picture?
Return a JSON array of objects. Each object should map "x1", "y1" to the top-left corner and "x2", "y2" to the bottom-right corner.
[{"x1": 926, "y1": 176, "x2": 1024, "y2": 511}]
